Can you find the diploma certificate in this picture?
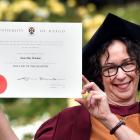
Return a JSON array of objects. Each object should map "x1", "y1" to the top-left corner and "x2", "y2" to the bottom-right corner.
[{"x1": 0, "y1": 22, "x2": 82, "y2": 98}]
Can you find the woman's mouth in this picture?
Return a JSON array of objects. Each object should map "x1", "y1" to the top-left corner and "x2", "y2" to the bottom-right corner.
[{"x1": 114, "y1": 81, "x2": 131, "y2": 91}]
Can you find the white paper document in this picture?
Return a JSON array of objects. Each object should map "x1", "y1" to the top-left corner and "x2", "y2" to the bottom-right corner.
[{"x1": 0, "y1": 22, "x2": 82, "y2": 98}]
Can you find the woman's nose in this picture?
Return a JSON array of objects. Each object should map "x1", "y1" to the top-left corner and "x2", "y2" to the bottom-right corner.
[{"x1": 116, "y1": 67, "x2": 127, "y2": 79}]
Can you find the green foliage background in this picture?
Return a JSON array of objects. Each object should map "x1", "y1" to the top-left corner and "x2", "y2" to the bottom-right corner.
[{"x1": 0, "y1": 0, "x2": 140, "y2": 139}]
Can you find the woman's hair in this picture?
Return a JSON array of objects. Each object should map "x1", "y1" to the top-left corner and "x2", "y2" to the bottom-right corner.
[{"x1": 88, "y1": 37, "x2": 140, "y2": 90}]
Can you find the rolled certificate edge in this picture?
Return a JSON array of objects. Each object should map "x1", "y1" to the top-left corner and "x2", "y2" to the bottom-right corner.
[{"x1": 82, "y1": 91, "x2": 90, "y2": 99}]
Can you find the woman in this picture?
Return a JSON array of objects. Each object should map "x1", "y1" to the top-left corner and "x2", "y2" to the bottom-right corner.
[
  {"x1": 34, "y1": 13, "x2": 140, "y2": 140},
  {"x1": 0, "y1": 13, "x2": 140, "y2": 140}
]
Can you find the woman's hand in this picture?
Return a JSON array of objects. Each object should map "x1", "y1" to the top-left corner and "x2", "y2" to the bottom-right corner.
[
  {"x1": 0, "y1": 112, "x2": 19, "y2": 140},
  {"x1": 75, "y1": 75, "x2": 113, "y2": 122}
]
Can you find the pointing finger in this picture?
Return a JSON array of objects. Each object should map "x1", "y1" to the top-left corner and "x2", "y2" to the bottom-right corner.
[{"x1": 82, "y1": 75, "x2": 89, "y2": 86}]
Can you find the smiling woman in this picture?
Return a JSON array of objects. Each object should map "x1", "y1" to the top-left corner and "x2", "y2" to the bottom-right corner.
[
  {"x1": 34, "y1": 13, "x2": 140, "y2": 140},
  {"x1": 0, "y1": 13, "x2": 140, "y2": 140},
  {"x1": 99, "y1": 39, "x2": 139, "y2": 106}
]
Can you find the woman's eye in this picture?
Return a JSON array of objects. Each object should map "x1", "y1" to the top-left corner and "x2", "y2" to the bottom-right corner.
[{"x1": 102, "y1": 66, "x2": 116, "y2": 72}]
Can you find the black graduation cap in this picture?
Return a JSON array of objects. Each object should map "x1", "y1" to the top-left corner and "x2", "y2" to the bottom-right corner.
[{"x1": 82, "y1": 13, "x2": 140, "y2": 82}]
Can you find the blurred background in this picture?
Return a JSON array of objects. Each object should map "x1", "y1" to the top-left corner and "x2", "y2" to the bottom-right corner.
[{"x1": 0, "y1": 0, "x2": 140, "y2": 139}]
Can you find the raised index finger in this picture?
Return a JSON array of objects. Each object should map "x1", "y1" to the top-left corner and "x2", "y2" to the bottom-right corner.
[
  {"x1": 82, "y1": 75, "x2": 89, "y2": 86},
  {"x1": 82, "y1": 75, "x2": 90, "y2": 99},
  {"x1": 82, "y1": 75, "x2": 101, "y2": 91}
]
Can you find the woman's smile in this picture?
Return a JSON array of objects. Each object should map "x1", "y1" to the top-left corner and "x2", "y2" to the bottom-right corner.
[{"x1": 113, "y1": 81, "x2": 131, "y2": 91}]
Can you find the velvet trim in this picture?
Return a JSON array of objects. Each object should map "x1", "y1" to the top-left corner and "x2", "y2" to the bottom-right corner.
[{"x1": 109, "y1": 102, "x2": 140, "y2": 116}]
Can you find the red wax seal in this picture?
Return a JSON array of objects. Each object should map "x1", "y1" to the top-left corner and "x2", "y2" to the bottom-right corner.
[{"x1": 0, "y1": 75, "x2": 7, "y2": 94}]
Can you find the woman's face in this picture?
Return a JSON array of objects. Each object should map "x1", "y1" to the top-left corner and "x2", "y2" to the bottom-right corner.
[{"x1": 100, "y1": 40, "x2": 139, "y2": 105}]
